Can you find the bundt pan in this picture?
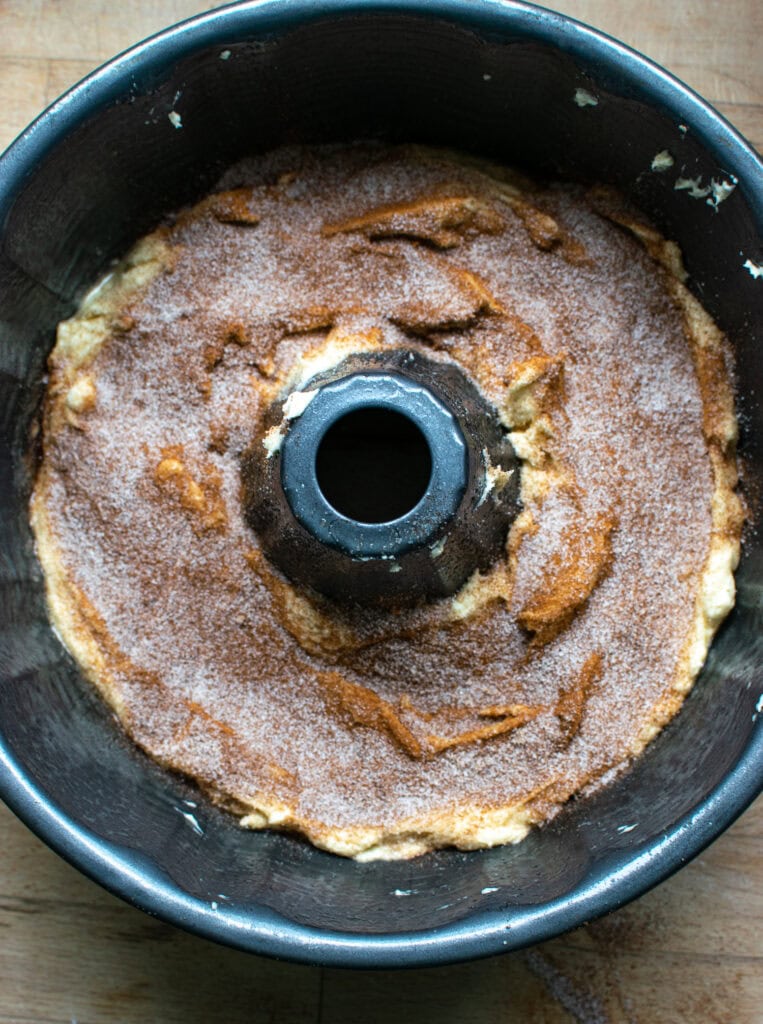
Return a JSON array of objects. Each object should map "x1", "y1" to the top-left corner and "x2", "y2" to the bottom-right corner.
[{"x1": 0, "y1": 0, "x2": 761, "y2": 969}]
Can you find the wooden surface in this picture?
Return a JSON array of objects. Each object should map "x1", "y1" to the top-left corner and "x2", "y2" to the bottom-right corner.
[{"x1": 0, "y1": 2, "x2": 761, "y2": 1022}]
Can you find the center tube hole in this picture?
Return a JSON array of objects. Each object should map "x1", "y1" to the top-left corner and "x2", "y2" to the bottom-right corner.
[{"x1": 315, "y1": 407, "x2": 433, "y2": 524}]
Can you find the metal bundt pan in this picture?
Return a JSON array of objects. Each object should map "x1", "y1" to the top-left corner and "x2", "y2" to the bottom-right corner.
[{"x1": 0, "y1": 0, "x2": 760, "y2": 968}]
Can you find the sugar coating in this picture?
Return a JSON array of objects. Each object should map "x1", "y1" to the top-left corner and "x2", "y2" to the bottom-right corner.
[{"x1": 31, "y1": 144, "x2": 743, "y2": 859}]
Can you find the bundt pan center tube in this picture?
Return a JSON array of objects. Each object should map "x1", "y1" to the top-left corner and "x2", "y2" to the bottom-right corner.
[
  {"x1": 243, "y1": 349, "x2": 519, "y2": 605},
  {"x1": 0, "y1": 0, "x2": 761, "y2": 968}
]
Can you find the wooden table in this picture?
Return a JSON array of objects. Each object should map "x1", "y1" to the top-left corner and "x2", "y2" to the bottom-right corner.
[{"x1": 1, "y1": 3, "x2": 760, "y2": 1021}]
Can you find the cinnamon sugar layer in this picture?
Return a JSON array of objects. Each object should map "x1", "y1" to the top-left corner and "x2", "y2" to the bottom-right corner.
[{"x1": 31, "y1": 144, "x2": 743, "y2": 860}]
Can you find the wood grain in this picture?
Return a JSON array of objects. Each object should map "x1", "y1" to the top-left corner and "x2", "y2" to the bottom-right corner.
[{"x1": 0, "y1": 2, "x2": 760, "y2": 1022}]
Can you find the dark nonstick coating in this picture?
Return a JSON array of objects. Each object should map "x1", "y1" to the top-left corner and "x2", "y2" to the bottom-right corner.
[{"x1": 0, "y1": 0, "x2": 761, "y2": 968}]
